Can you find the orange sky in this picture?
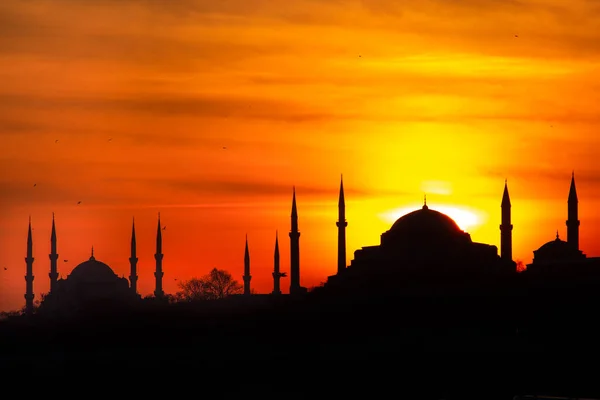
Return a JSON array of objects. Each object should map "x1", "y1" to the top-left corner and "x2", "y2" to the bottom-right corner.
[{"x1": 2, "y1": 0, "x2": 600, "y2": 312}]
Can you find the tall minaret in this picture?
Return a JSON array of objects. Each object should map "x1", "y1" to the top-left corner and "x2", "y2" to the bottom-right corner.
[
  {"x1": 272, "y1": 231, "x2": 283, "y2": 295},
  {"x1": 154, "y1": 212, "x2": 164, "y2": 298},
  {"x1": 129, "y1": 217, "x2": 138, "y2": 295},
  {"x1": 243, "y1": 234, "x2": 251, "y2": 296},
  {"x1": 25, "y1": 216, "x2": 35, "y2": 315},
  {"x1": 567, "y1": 171, "x2": 580, "y2": 250},
  {"x1": 336, "y1": 175, "x2": 347, "y2": 275},
  {"x1": 49, "y1": 212, "x2": 58, "y2": 293},
  {"x1": 500, "y1": 180, "x2": 513, "y2": 262},
  {"x1": 289, "y1": 186, "x2": 301, "y2": 294}
]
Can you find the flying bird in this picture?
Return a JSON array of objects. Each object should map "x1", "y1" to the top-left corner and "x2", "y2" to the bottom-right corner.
[
  {"x1": 162, "y1": 226, "x2": 166, "y2": 230},
  {"x1": 55, "y1": 139, "x2": 59, "y2": 143},
  {"x1": 33, "y1": 183, "x2": 37, "y2": 187},
  {"x1": 3, "y1": 267, "x2": 7, "y2": 270},
  {"x1": 77, "y1": 201, "x2": 81, "y2": 205},
  {"x1": 63, "y1": 260, "x2": 68, "y2": 262},
  {"x1": 514, "y1": 34, "x2": 519, "y2": 38},
  {"x1": 108, "y1": 138, "x2": 112, "y2": 142},
  {"x1": 222, "y1": 146, "x2": 227, "y2": 150}
]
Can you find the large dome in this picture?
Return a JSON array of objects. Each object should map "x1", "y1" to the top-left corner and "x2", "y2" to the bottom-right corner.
[
  {"x1": 68, "y1": 255, "x2": 118, "y2": 283},
  {"x1": 380, "y1": 204, "x2": 470, "y2": 249},
  {"x1": 389, "y1": 204, "x2": 462, "y2": 236}
]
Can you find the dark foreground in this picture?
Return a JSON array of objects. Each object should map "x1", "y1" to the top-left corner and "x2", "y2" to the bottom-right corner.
[{"x1": 2, "y1": 284, "x2": 600, "y2": 398}]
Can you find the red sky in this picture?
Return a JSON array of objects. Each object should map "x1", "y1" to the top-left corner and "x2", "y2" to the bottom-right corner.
[{"x1": 2, "y1": 0, "x2": 600, "y2": 312}]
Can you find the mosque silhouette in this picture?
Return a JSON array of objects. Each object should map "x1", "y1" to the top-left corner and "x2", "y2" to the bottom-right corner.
[{"x1": 21, "y1": 173, "x2": 600, "y2": 315}]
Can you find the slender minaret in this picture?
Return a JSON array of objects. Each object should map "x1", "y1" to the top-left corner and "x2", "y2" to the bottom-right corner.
[
  {"x1": 48, "y1": 212, "x2": 58, "y2": 293},
  {"x1": 129, "y1": 217, "x2": 138, "y2": 295},
  {"x1": 500, "y1": 180, "x2": 513, "y2": 262},
  {"x1": 336, "y1": 175, "x2": 347, "y2": 275},
  {"x1": 154, "y1": 213, "x2": 164, "y2": 298},
  {"x1": 289, "y1": 187, "x2": 301, "y2": 294},
  {"x1": 272, "y1": 231, "x2": 282, "y2": 295},
  {"x1": 25, "y1": 216, "x2": 35, "y2": 315},
  {"x1": 567, "y1": 171, "x2": 580, "y2": 250},
  {"x1": 243, "y1": 234, "x2": 251, "y2": 295}
]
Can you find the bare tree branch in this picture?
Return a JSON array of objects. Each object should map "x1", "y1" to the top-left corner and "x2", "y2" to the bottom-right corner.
[{"x1": 176, "y1": 268, "x2": 243, "y2": 301}]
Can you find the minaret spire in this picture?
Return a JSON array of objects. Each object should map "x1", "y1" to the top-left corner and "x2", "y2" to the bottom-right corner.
[
  {"x1": 154, "y1": 212, "x2": 164, "y2": 298},
  {"x1": 272, "y1": 230, "x2": 285, "y2": 295},
  {"x1": 500, "y1": 180, "x2": 513, "y2": 263},
  {"x1": 289, "y1": 186, "x2": 302, "y2": 294},
  {"x1": 129, "y1": 217, "x2": 138, "y2": 295},
  {"x1": 336, "y1": 175, "x2": 347, "y2": 275},
  {"x1": 25, "y1": 217, "x2": 35, "y2": 315},
  {"x1": 49, "y1": 212, "x2": 59, "y2": 293},
  {"x1": 243, "y1": 234, "x2": 251, "y2": 296},
  {"x1": 567, "y1": 171, "x2": 580, "y2": 250}
]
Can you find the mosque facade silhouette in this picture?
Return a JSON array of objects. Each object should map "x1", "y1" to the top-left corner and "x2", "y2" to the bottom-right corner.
[
  {"x1": 22, "y1": 173, "x2": 600, "y2": 314},
  {"x1": 525, "y1": 173, "x2": 600, "y2": 273}
]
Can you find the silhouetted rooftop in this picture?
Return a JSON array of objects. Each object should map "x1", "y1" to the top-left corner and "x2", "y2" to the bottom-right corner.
[
  {"x1": 389, "y1": 204, "x2": 465, "y2": 239},
  {"x1": 537, "y1": 236, "x2": 572, "y2": 253},
  {"x1": 68, "y1": 256, "x2": 118, "y2": 283}
]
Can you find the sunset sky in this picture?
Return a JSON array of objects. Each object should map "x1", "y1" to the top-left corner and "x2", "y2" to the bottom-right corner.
[{"x1": 2, "y1": 0, "x2": 600, "y2": 312}]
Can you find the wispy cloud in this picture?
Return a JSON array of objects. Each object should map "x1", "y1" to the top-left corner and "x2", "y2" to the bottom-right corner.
[
  {"x1": 0, "y1": 93, "x2": 336, "y2": 122},
  {"x1": 483, "y1": 166, "x2": 600, "y2": 200},
  {"x1": 113, "y1": 176, "x2": 411, "y2": 199}
]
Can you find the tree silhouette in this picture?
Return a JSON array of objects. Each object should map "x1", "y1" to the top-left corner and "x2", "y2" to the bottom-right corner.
[
  {"x1": 0, "y1": 309, "x2": 21, "y2": 320},
  {"x1": 307, "y1": 282, "x2": 326, "y2": 292},
  {"x1": 34, "y1": 292, "x2": 47, "y2": 310},
  {"x1": 176, "y1": 268, "x2": 243, "y2": 301}
]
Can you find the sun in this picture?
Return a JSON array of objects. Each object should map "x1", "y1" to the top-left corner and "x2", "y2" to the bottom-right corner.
[{"x1": 380, "y1": 203, "x2": 486, "y2": 232}]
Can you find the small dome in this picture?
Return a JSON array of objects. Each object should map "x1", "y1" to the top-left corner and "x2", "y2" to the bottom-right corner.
[
  {"x1": 537, "y1": 237, "x2": 572, "y2": 253},
  {"x1": 533, "y1": 233, "x2": 584, "y2": 262},
  {"x1": 389, "y1": 205, "x2": 463, "y2": 237},
  {"x1": 68, "y1": 257, "x2": 118, "y2": 283}
]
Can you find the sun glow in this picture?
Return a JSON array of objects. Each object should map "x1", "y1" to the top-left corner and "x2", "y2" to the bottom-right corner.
[{"x1": 380, "y1": 204, "x2": 487, "y2": 232}]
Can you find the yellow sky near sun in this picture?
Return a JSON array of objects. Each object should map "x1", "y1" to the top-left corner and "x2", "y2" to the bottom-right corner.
[{"x1": 1, "y1": 0, "x2": 600, "y2": 312}]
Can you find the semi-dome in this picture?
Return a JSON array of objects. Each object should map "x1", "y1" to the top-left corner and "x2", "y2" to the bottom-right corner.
[
  {"x1": 389, "y1": 204, "x2": 463, "y2": 237},
  {"x1": 68, "y1": 251, "x2": 118, "y2": 283}
]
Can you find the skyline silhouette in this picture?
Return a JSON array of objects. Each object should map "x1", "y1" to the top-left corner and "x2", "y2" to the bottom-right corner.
[
  {"x1": 3, "y1": 2, "x2": 600, "y2": 394},
  {"x1": 3, "y1": 1, "x2": 600, "y2": 313},
  {"x1": 5, "y1": 173, "x2": 599, "y2": 314}
]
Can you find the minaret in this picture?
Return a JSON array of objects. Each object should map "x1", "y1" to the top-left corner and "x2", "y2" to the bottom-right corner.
[
  {"x1": 500, "y1": 180, "x2": 513, "y2": 262},
  {"x1": 567, "y1": 171, "x2": 580, "y2": 250},
  {"x1": 154, "y1": 213, "x2": 164, "y2": 298},
  {"x1": 336, "y1": 175, "x2": 347, "y2": 275},
  {"x1": 289, "y1": 187, "x2": 301, "y2": 294},
  {"x1": 48, "y1": 212, "x2": 58, "y2": 293},
  {"x1": 243, "y1": 234, "x2": 251, "y2": 296},
  {"x1": 129, "y1": 217, "x2": 138, "y2": 295},
  {"x1": 272, "y1": 231, "x2": 283, "y2": 295},
  {"x1": 25, "y1": 216, "x2": 35, "y2": 315}
]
